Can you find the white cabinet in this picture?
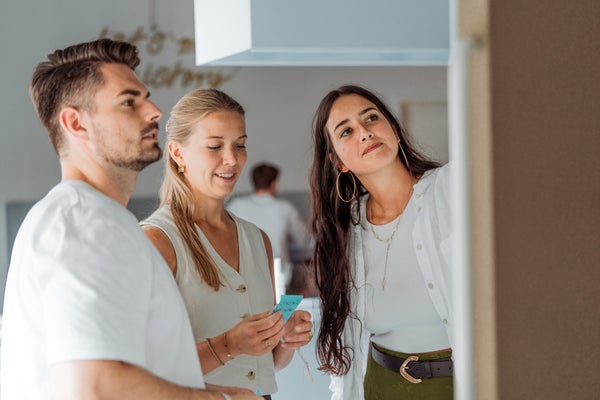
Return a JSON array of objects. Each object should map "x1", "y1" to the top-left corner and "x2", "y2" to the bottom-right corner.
[{"x1": 194, "y1": 0, "x2": 450, "y2": 66}]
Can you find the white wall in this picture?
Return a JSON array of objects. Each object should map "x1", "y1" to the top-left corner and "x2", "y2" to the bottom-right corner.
[{"x1": 0, "y1": 1, "x2": 446, "y2": 304}]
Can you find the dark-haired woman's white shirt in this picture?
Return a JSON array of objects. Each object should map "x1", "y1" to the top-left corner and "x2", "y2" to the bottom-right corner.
[
  {"x1": 330, "y1": 164, "x2": 454, "y2": 400},
  {"x1": 362, "y1": 192, "x2": 450, "y2": 353}
]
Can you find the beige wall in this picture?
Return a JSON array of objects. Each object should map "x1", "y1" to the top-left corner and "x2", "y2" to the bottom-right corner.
[{"x1": 464, "y1": 0, "x2": 600, "y2": 398}]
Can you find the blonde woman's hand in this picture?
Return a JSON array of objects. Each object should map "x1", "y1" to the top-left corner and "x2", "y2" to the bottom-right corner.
[
  {"x1": 227, "y1": 310, "x2": 284, "y2": 357},
  {"x1": 279, "y1": 310, "x2": 313, "y2": 349}
]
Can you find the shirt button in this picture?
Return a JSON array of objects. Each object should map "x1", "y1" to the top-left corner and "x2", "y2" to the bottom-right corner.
[
  {"x1": 237, "y1": 284, "x2": 247, "y2": 293},
  {"x1": 428, "y1": 283, "x2": 434, "y2": 289},
  {"x1": 443, "y1": 319, "x2": 448, "y2": 325},
  {"x1": 417, "y1": 207, "x2": 422, "y2": 212},
  {"x1": 247, "y1": 370, "x2": 256, "y2": 380},
  {"x1": 416, "y1": 244, "x2": 423, "y2": 250},
  {"x1": 241, "y1": 313, "x2": 250, "y2": 319}
]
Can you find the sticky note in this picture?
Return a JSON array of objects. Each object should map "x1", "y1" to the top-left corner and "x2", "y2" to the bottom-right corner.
[{"x1": 272, "y1": 294, "x2": 303, "y2": 322}]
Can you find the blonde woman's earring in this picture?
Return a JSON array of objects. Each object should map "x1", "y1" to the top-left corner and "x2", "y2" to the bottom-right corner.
[
  {"x1": 335, "y1": 170, "x2": 357, "y2": 203},
  {"x1": 178, "y1": 164, "x2": 186, "y2": 174}
]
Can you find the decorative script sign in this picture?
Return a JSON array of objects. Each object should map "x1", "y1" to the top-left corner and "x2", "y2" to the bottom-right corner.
[{"x1": 99, "y1": 26, "x2": 236, "y2": 89}]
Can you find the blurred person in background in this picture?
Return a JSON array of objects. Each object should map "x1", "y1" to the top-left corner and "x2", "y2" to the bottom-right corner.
[{"x1": 227, "y1": 163, "x2": 313, "y2": 297}]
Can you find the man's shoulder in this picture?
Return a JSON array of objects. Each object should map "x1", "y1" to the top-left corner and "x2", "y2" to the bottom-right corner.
[
  {"x1": 40, "y1": 180, "x2": 121, "y2": 208},
  {"x1": 13, "y1": 182, "x2": 146, "y2": 270},
  {"x1": 29, "y1": 180, "x2": 137, "y2": 236},
  {"x1": 23, "y1": 181, "x2": 87, "y2": 225}
]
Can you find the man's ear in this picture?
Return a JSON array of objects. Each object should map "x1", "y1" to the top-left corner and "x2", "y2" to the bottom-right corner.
[{"x1": 59, "y1": 107, "x2": 88, "y2": 139}]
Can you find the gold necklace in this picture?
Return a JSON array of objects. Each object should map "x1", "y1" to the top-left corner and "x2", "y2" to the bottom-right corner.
[{"x1": 368, "y1": 186, "x2": 414, "y2": 290}]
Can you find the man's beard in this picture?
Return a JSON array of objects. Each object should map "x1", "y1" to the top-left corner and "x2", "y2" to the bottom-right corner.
[
  {"x1": 100, "y1": 122, "x2": 163, "y2": 171},
  {"x1": 105, "y1": 143, "x2": 163, "y2": 172}
]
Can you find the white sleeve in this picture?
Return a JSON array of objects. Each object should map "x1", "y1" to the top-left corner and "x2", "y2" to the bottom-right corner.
[{"x1": 37, "y1": 206, "x2": 152, "y2": 367}]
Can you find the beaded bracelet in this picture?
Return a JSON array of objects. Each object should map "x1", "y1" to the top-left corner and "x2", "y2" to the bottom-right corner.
[{"x1": 206, "y1": 337, "x2": 225, "y2": 366}]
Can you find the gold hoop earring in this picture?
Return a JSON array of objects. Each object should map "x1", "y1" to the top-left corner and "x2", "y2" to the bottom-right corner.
[
  {"x1": 335, "y1": 170, "x2": 357, "y2": 203},
  {"x1": 398, "y1": 141, "x2": 413, "y2": 177},
  {"x1": 178, "y1": 164, "x2": 186, "y2": 174}
]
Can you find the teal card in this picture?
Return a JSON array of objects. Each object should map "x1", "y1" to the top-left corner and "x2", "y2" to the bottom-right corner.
[{"x1": 273, "y1": 294, "x2": 303, "y2": 322}]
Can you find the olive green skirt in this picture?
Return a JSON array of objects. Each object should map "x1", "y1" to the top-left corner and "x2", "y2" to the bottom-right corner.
[{"x1": 364, "y1": 344, "x2": 453, "y2": 400}]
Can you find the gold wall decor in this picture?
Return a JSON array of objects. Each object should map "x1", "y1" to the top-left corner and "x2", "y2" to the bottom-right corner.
[{"x1": 99, "y1": 26, "x2": 236, "y2": 89}]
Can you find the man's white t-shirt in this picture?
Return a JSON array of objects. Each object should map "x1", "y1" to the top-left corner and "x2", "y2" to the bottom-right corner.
[{"x1": 0, "y1": 181, "x2": 204, "y2": 399}]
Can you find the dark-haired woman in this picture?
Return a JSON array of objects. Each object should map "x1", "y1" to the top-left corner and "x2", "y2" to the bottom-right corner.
[{"x1": 310, "y1": 85, "x2": 454, "y2": 399}]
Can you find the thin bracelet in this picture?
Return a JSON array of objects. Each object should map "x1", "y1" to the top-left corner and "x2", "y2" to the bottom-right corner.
[
  {"x1": 221, "y1": 393, "x2": 232, "y2": 400},
  {"x1": 223, "y1": 332, "x2": 233, "y2": 360},
  {"x1": 206, "y1": 337, "x2": 225, "y2": 366}
]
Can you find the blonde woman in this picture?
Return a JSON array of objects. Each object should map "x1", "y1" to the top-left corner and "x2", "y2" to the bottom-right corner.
[{"x1": 142, "y1": 88, "x2": 312, "y2": 399}]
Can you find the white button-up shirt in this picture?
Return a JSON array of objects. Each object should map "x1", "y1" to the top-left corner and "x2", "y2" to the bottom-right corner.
[{"x1": 330, "y1": 164, "x2": 454, "y2": 400}]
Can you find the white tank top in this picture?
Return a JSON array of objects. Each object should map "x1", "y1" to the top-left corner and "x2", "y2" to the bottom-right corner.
[
  {"x1": 142, "y1": 205, "x2": 277, "y2": 394},
  {"x1": 362, "y1": 195, "x2": 450, "y2": 353}
]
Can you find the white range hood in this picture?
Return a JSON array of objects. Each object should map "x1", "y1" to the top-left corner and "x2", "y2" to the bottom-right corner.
[{"x1": 194, "y1": 0, "x2": 450, "y2": 66}]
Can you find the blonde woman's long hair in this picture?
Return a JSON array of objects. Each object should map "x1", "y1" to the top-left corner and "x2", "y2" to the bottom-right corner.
[{"x1": 161, "y1": 88, "x2": 245, "y2": 290}]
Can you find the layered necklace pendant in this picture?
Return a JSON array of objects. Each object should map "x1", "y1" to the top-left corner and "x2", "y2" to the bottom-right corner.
[
  {"x1": 368, "y1": 186, "x2": 414, "y2": 290},
  {"x1": 369, "y1": 216, "x2": 402, "y2": 290}
]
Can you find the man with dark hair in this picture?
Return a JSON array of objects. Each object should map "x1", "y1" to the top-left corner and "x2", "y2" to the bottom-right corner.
[
  {"x1": 227, "y1": 163, "x2": 312, "y2": 296},
  {"x1": 0, "y1": 38, "x2": 258, "y2": 400},
  {"x1": 251, "y1": 163, "x2": 279, "y2": 191}
]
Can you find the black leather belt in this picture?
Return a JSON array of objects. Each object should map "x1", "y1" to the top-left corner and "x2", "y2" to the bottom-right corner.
[{"x1": 370, "y1": 343, "x2": 453, "y2": 384}]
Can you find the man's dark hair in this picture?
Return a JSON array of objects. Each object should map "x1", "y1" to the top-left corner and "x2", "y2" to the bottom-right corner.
[
  {"x1": 30, "y1": 38, "x2": 140, "y2": 155},
  {"x1": 251, "y1": 163, "x2": 280, "y2": 190}
]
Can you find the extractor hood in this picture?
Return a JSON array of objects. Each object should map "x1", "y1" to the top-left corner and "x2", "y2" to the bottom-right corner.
[{"x1": 194, "y1": 0, "x2": 450, "y2": 66}]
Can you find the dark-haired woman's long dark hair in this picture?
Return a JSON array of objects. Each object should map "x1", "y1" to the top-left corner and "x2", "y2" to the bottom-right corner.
[{"x1": 309, "y1": 85, "x2": 440, "y2": 375}]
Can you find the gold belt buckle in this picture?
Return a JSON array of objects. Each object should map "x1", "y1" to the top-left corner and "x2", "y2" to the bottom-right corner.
[{"x1": 399, "y1": 355, "x2": 422, "y2": 384}]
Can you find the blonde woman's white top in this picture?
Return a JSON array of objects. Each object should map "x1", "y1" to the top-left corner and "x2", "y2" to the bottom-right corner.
[{"x1": 142, "y1": 205, "x2": 277, "y2": 395}]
